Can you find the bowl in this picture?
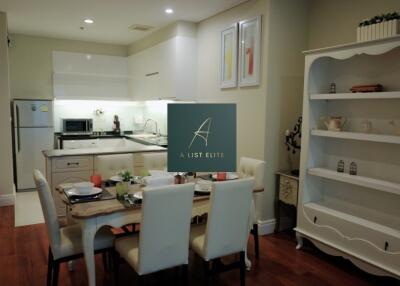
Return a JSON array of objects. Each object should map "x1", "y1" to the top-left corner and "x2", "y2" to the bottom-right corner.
[{"x1": 73, "y1": 182, "x2": 94, "y2": 194}]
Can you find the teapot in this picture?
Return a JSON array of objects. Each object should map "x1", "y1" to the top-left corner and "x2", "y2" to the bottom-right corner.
[{"x1": 322, "y1": 116, "x2": 347, "y2": 131}]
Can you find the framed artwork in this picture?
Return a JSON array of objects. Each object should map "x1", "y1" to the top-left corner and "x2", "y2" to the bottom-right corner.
[
  {"x1": 239, "y1": 15, "x2": 262, "y2": 87},
  {"x1": 220, "y1": 24, "x2": 238, "y2": 89}
]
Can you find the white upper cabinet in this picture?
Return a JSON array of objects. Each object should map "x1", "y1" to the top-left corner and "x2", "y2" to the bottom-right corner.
[
  {"x1": 128, "y1": 36, "x2": 197, "y2": 101},
  {"x1": 53, "y1": 51, "x2": 129, "y2": 100}
]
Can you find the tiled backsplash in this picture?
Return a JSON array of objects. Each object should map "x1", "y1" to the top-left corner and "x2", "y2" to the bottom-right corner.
[{"x1": 54, "y1": 99, "x2": 170, "y2": 134}]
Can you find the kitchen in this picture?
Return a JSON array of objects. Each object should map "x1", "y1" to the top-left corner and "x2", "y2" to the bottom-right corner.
[{"x1": 1, "y1": 0, "x2": 400, "y2": 286}]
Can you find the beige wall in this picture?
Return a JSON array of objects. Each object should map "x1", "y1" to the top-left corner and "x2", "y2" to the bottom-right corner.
[
  {"x1": 196, "y1": 0, "x2": 308, "y2": 222},
  {"x1": 308, "y1": 0, "x2": 400, "y2": 49},
  {"x1": 128, "y1": 21, "x2": 197, "y2": 55},
  {"x1": 9, "y1": 34, "x2": 128, "y2": 100},
  {"x1": 0, "y1": 12, "x2": 15, "y2": 201}
]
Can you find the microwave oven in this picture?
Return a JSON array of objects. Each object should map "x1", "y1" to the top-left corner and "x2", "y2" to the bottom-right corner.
[{"x1": 62, "y1": 118, "x2": 93, "y2": 134}]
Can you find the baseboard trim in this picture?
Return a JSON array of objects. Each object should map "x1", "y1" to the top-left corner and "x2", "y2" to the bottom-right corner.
[
  {"x1": 0, "y1": 193, "x2": 15, "y2": 206},
  {"x1": 257, "y1": 219, "x2": 276, "y2": 235},
  {"x1": 256, "y1": 217, "x2": 296, "y2": 235}
]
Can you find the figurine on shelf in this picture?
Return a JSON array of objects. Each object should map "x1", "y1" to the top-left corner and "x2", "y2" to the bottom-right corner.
[
  {"x1": 329, "y1": 83, "x2": 336, "y2": 94},
  {"x1": 337, "y1": 160, "x2": 345, "y2": 173},
  {"x1": 112, "y1": 115, "x2": 121, "y2": 134},
  {"x1": 285, "y1": 116, "x2": 302, "y2": 176},
  {"x1": 349, "y1": 162, "x2": 357, "y2": 175}
]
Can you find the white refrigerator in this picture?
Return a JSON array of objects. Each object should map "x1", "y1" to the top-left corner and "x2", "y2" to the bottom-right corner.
[{"x1": 13, "y1": 100, "x2": 54, "y2": 191}]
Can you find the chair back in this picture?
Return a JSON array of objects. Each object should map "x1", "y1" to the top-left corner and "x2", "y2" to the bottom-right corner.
[
  {"x1": 138, "y1": 183, "x2": 195, "y2": 275},
  {"x1": 142, "y1": 152, "x2": 167, "y2": 171},
  {"x1": 33, "y1": 170, "x2": 61, "y2": 254},
  {"x1": 204, "y1": 178, "x2": 254, "y2": 260},
  {"x1": 95, "y1": 153, "x2": 134, "y2": 179},
  {"x1": 238, "y1": 157, "x2": 265, "y2": 190}
]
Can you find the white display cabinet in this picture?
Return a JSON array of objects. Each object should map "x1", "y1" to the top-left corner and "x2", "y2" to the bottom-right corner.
[{"x1": 295, "y1": 36, "x2": 400, "y2": 278}]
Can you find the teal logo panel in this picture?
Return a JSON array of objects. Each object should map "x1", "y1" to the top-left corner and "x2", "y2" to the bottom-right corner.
[{"x1": 168, "y1": 103, "x2": 237, "y2": 172}]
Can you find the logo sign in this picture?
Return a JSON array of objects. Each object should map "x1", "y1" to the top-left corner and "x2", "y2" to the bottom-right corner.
[{"x1": 168, "y1": 103, "x2": 236, "y2": 172}]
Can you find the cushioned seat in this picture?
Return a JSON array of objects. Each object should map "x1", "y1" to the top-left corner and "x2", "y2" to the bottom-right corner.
[
  {"x1": 114, "y1": 183, "x2": 195, "y2": 282},
  {"x1": 189, "y1": 178, "x2": 254, "y2": 286},
  {"x1": 114, "y1": 235, "x2": 140, "y2": 271},
  {"x1": 57, "y1": 225, "x2": 114, "y2": 260},
  {"x1": 238, "y1": 157, "x2": 266, "y2": 260},
  {"x1": 33, "y1": 170, "x2": 114, "y2": 286},
  {"x1": 189, "y1": 224, "x2": 206, "y2": 257}
]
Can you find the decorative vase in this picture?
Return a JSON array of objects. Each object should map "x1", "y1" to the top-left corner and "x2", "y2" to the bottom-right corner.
[{"x1": 116, "y1": 181, "x2": 129, "y2": 199}]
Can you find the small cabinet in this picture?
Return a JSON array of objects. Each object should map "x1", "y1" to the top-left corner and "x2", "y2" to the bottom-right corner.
[
  {"x1": 52, "y1": 156, "x2": 93, "y2": 173},
  {"x1": 275, "y1": 171, "x2": 299, "y2": 232},
  {"x1": 128, "y1": 36, "x2": 196, "y2": 101}
]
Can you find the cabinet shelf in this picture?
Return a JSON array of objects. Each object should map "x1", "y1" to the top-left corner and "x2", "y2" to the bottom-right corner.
[
  {"x1": 311, "y1": 130, "x2": 400, "y2": 144},
  {"x1": 304, "y1": 202, "x2": 400, "y2": 239},
  {"x1": 310, "y1": 91, "x2": 400, "y2": 100},
  {"x1": 308, "y1": 168, "x2": 400, "y2": 196}
]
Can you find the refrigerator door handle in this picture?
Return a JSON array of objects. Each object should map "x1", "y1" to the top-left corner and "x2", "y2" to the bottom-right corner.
[{"x1": 16, "y1": 104, "x2": 21, "y2": 152}]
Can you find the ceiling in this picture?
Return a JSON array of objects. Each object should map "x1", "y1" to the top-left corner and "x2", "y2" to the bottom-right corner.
[{"x1": 0, "y1": 0, "x2": 247, "y2": 45}]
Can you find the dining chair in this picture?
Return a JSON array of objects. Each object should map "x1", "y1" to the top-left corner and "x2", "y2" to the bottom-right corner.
[
  {"x1": 33, "y1": 170, "x2": 115, "y2": 286},
  {"x1": 113, "y1": 183, "x2": 195, "y2": 285},
  {"x1": 95, "y1": 153, "x2": 134, "y2": 179},
  {"x1": 142, "y1": 152, "x2": 167, "y2": 171},
  {"x1": 238, "y1": 157, "x2": 265, "y2": 259},
  {"x1": 190, "y1": 178, "x2": 255, "y2": 286}
]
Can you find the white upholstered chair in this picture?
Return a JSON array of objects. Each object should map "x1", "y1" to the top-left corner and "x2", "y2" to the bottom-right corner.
[
  {"x1": 142, "y1": 152, "x2": 167, "y2": 171},
  {"x1": 114, "y1": 183, "x2": 195, "y2": 284},
  {"x1": 33, "y1": 170, "x2": 114, "y2": 286},
  {"x1": 95, "y1": 153, "x2": 134, "y2": 179},
  {"x1": 238, "y1": 157, "x2": 265, "y2": 260},
  {"x1": 190, "y1": 178, "x2": 255, "y2": 286}
]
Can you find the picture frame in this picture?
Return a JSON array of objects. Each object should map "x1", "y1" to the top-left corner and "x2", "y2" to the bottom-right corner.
[
  {"x1": 220, "y1": 24, "x2": 238, "y2": 89},
  {"x1": 238, "y1": 15, "x2": 262, "y2": 87}
]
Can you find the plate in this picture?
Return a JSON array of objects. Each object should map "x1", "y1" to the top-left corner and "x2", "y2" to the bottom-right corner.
[
  {"x1": 110, "y1": 175, "x2": 123, "y2": 182},
  {"x1": 133, "y1": 191, "x2": 143, "y2": 200},
  {"x1": 211, "y1": 173, "x2": 239, "y2": 180},
  {"x1": 195, "y1": 184, "x2": 211, "y2": 193},
  {"x1": 67, "y1": 187, "x2": 102, "y2": 197}
]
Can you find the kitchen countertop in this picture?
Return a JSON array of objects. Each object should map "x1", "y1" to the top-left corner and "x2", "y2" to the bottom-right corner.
[{"x1": 43, "y1": 142, "x2": 166, "y2": 158}]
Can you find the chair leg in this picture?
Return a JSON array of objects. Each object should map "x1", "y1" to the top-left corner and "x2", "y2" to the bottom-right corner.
[
  {"x1": 181, "y1": 264, "x2": 188, "y2": 286},
  {"x1": 239, "y1": 251, "x2": 246, "y2": 286},
  {"x1": 52, "y1": 260, "x2": 60, "y2": 286},
  {"x1": 47, "y1": 247, "x2": 53, "y2": 286},
  {"x1": 113, "y1": 250, "x2": 120, "y2": 286},
  {"x1": 203, "y1": 260, "x2": 210, "y2": 285},
  {"x1": 136, "y1": 273, "x2": 143, "y2": 286},
  {"x1": 252, "y1": 223, "x2": 260, "y2": 259}
]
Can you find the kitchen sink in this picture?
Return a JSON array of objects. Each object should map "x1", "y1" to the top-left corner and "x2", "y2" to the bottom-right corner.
[{"x1": 126, "y1": 133, "x2": 168, "y2": 147}]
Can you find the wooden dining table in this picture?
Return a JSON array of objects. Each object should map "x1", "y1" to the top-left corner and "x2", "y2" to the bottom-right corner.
[{"x1": 57, "y1": 180, "x2": 262, "y2": 286}]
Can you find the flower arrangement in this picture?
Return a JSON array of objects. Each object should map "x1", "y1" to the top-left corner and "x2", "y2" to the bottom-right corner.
[
  {"x1": 358, "y1": 12, "x2": 400, "y2": 27},
  {"x1": 118, "y1": 170, "x2": 132, "y2": 182},
  {"x1": 357, "y1": 12, "x2": 400, "y2": 42}
]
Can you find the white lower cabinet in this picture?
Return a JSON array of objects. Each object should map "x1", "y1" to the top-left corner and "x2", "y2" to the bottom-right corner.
[
  {"x1": 300, "y1": 203, "x2": 400, "y2": 276},
  {"x1": 51, "y1": 170, "x2": 92, "y2": 216}
]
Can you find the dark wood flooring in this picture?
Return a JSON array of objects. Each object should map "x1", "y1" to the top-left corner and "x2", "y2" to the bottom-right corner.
[{"x1": 0, "y1": 205, "x2": 399, "y2": 286}]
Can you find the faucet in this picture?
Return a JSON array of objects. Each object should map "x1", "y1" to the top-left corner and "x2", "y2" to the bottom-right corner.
[{"x1": 143, "y1": 118, "x2": 159, "y2": 136}]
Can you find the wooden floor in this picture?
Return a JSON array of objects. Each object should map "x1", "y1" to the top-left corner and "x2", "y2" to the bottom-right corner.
[{"x1": 0, "y1": 205, "x2": 399, "y2": 286}]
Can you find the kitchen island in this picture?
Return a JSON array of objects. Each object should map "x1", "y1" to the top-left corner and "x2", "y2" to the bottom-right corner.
[{"x1": 43, "y1": 141, "x2": 166, "y2": 216}]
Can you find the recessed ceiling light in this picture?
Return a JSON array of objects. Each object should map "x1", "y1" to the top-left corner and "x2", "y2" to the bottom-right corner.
[
  {"x1": 165, "y1": 8, "x2": 174, "y2": 14},
  {"x1": 84, "y1": 18, "x2": 94, "y2": 24}
]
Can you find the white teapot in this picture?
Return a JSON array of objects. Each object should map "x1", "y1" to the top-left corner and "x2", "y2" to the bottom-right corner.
[{"x1": 322, "y1": 116, "x2": 347, "y2": 131}]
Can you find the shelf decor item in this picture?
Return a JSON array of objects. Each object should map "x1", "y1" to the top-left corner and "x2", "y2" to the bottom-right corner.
[
  {"x1": 330, "y1": 83, "x2": 336, "y2": 94},
  {"x1": 350, "y1": 84, "x2": 383, "y2": 93},
  {"x1": 349, "y1": 162, "x2": 358, "y2": 176},
  {"x1": 321, "y1": 116, "x2": 347, "y2": 131},
  {"x1": 357, "y1": 12, "x2": 400, "y2": 42},
  {"x1": 285, "y1": 116, "x2": 302, "y2": 175},
  {"x1": 337, "y1": 160, "x2": 345, "y2": 173},
  {"x1": 238, "y1": 15, "x2": 262, "y2": 87},
  {"x1": 220, "y1": 24, "x2": 238, "y2": 89}
]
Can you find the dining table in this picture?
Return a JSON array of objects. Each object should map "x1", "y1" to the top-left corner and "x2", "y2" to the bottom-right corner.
[{"x1": 57, "y1": 176, "x2": 263, "y2": 286}]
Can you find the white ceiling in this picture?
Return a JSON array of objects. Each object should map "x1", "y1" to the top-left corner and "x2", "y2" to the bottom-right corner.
[{"x1": 0, "y1": 0, "x2": 247, "y2": 45}]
